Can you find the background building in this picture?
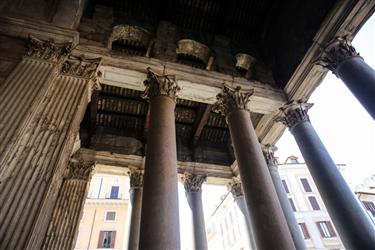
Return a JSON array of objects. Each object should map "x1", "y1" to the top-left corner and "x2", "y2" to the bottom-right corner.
[
  {"x1": 355, "y1": 174, "x2": 375, "y2": 225},
  {"x1": 207, "y1": 157, "x2": 345, "y2": 250},
  {"x1": 74, "y1": 173, "x2": 130, "y2": 250}
]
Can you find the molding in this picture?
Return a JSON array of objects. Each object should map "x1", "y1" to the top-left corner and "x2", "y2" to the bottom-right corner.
[
  {"x1": 76, "y1": 148, "x2": 233, "y2": 185},
  {"x1": 74, "y1": 45, "x2": 287, "y2": 114},
  {"x1": 0, "y1": 16, "x2": 79, "y2": 45},
  {"x1": 256, "y1": 0, "x2": 375, "y2": 145}
]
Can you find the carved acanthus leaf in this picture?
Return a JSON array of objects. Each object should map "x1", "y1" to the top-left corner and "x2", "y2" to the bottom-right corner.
[
  {"x1": 142, "y1": 68, "x2": 180, "y2": 100},
  {"x1": 67, "y1": 160, "x2": 95, "y2": 180},
  {"x1": 276, "y1": 99, "x2": 313, "y2": 129},
  {"x1": 61, "y1": 55, "x2": 102, "y2": 79},
  {"x1": 26, "y1": 35, "x2": 72, "y2": 63},
  {"x1": 129, "y1": 170, "x2": 144, "y2": 188},
  {"x1": 262, "y1": 144, "x2": 278, "y2": 166},
  {"x1": 228, "y1": 177, "x2": 243, "y2": 198},
  {"x1": 213, "y1": 85, "x2": 254, "y2": 116},
  {"x1": 317, "y1": 37, "x2": 360, "y2": 75},
  {"x1": 183, "y1": 173, "x2": 206, "y2": 193}
]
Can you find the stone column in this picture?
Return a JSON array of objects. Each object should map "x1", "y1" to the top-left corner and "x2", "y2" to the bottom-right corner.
[
  {"x1": 183, "y1": 173, "x2": 207, "y2": 250},
  {"x1": 42, "y1": 160, "x2": 95, "y2": 249},
  {"x1": 0, "y1": 50, "x2": 101, "y2": 250},
  {"x1": 262, "y1": 145, "x2": 306, "y2": 250},
  {"x1": 319, "y1": 37, "x2": 375, "y2": 119},
  {"x1": 128, "y1": 170, "x2": 144, "y2": 250},
  {"x1": 278, "y1": 99, "x2": 375, "y2": 249},
  {"x1": 213, "y1": 85, "x2": 295, "y2": 250},
  {"x1": 228, "y1": 178, "x2": 256, "y2": 250},
  {"x1": 139, "y1": 68, "x2": 181, "y2": 249}
]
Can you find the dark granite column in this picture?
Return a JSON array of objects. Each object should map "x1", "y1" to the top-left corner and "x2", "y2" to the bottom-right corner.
[
  {"x1": 183, "y1": 173, "x2": 207, "y2": 250},
  {"x1": 262, "y1": 145, "x2": 306, "y2": 250},
  {"x1": 128, "y1": 170, "x2": 143, "y2": 250},
  {"x1": 41, "y1": 160, "x2": 95, "y2": 250},
  {"x1": 213, "y1": 85, "x2": 295, "y2": 250},
  {"x1": 278, "y1": 99, "x2": 375, "y2": 249},
  {"x1": 228, "y1": 178, "x2": 256, "y2": 250},
  {"x1": 319, "y1": 37, "x2": 375, "y2": 119},
  {"x1": 139, "y1": 68, "x2": 181, "y2": 249}
]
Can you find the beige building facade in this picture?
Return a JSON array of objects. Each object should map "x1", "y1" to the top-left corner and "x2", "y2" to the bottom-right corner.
[
  {"x1": 75, "y1": 173, "x2": 130, "y2": 250},
  {"x1": 207, "y1": 157, "x2": 345, "y2": 250}
]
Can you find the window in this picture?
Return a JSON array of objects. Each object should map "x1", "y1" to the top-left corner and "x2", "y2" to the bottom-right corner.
[
  {"x1": 362, "y1": 201, "x2": 375, "y2": 216},
  {"x1": 289, "y1": 198, "x2": 297, "y2": 212},
  {"x1": 291, "y1": 159, "x2": 298, "y2": 163},
  {"x1": 98, "y1": 231, "x2": 116, "y2": 248},
  {"x1": 300, "y1": 178, "x2": 312, "y2": 192},
  {"x1": 281, "y1": 179, "x2": 290, "y2": 194},
  {"x1": 110, "y1": 186, "x2": 119, "y2": 199},
  {"x1": 316, "y1": 221, "x2": 336, "y2": 238},
  {"x1": 308, "y1": 196, "x2": 320, "y2": 210},
  {"x1": 298, "y1": 223, "x2": 310, "y2": 239},
  {"x1": 105, "y1": 211, "x2": 116, "y2": 221}
]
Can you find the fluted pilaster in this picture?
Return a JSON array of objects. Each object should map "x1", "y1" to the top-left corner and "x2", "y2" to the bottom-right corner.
[
  {"x1": 0, "y1": 53, "x2": 101, "y2": 250},
  {"x1": 42, "y1": 160, "x2": 95, "y2": 250},
  {"x1": 0, "y1": 36, "x2": 72, "y2": 161}
]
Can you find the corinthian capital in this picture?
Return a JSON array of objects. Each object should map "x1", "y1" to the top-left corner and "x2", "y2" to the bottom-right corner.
[
  {"x1": 142, "y1": 68, "x2": 180, "y2": 101},
  {"x1": 129, "y1": 170, "x2": 144, "y2": 189},
  {"x1": 276, "y1": 99, "x2": 313, "y2": 129},
  {"x1": 213, "y1": 85, "x2": 254, "y2": 116},
  {"x1": 318, "y1": 37, "x2": 360, "y2": 75},
  {"x1": 67, "y1": 160, "x2": 95, "y2": 181},
  {"x1": 61, "y1": 55, "x2": 102, "y2": 80},
  {"x1": 26, "y1": 35, "x2": 72, "y2": 63},
  {"x1": 183, "y1": 173, "x2": 206, "y2": 193},
  {"x1": 262, "y1": 144, "x2": 278, "y2": 166},
  {"x1": 228, "y1": 177, "x2": 243, "y2": 198}
]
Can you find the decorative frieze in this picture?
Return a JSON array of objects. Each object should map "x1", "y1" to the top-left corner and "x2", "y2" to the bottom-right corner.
[
  {"x1": 129, "y1": 170, "x2": 144, "y2": 189},
  {"x1": 235, "y1": 53, "x2": 256, "y2": 72},
  {"x1": 228, "y1": 177, "x2": 243, "y2": 198},
  {"x1": 61, "y1": 55, "x2": 101, "y2": 79},
  {"x1": 277, "y1": 99, "x2": 313, "y2": 129},
  {"x1": 67, "y1": 160, "x2": 95, "y2": 180},
  {"x1": 142, "y1": 67, "x2": 180, "y2": 101},
  {"x1": 176, "y1": 39, "x2": 211, "y2": 66},
  {"x1": 26, "y1": 35, "x2": 72, "y2": 63},
  {"x1": 183, "y1": 173, "x2": 206, "y2": 193},
  {"x1": 318, "y1": 37, "x2": 360, "y2": 75},
  {"x1": 108, "y1": 24, "x2": 152, "y2": 50},
  {"x1": 213, "y1": 85, "x2": 254, "y2": 116},
  {"x1": 262, "y1": 144, "x2": 278, "y2": 166}
]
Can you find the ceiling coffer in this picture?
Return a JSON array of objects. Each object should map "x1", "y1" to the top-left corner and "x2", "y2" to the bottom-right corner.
[
  {"x1": 108, "y1": 24, "x2": 152, "y2": 54},
  {"x1": 176, "y1": 39, "x2": 211, "y2": 68}
]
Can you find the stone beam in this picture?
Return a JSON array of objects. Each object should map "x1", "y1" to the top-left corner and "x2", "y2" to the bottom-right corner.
[
  {"x1": 256, "y1": 0, "x2": 375, "y2": 145},
  {"x1": 74, "y1": 45, "x2": 287, "y2": 114},
  {"x1": 76, "y1": 148, "x2": 233, "y2": 185}
]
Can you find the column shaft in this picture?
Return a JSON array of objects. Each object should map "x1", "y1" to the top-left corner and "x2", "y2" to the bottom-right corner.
[
  {"x1": 128, "y1": 171, "x2": 143, "y2": 250},
  {"x1": 291, "y1": 120, "x2": 375, "y2": 248},
  {"x1": 226, "y1": 109, "x2": 295, "y2": 249},
  {"x1": 268, "y1": 164, "x2": 306, "y2": 250},
  {"x1": 184, "y1": 174, "x2": 207, "y2": 250},
  {"x1": 139, "y1": 93, "x2": 180, "y2": 248},
  {"x1": 336, "y1": 57, "x2": 375, "y2": 119},
  {"x1": 230, "y1": 188, "x2": 256, "y2": 250}
]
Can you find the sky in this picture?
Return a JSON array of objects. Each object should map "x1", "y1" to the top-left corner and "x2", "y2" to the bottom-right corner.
[{"x1": 180, "y1": 13, "x2": 375, "y2": 248}]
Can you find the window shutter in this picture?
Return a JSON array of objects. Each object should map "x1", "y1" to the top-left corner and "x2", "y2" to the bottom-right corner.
[
  {"x1": 98, "y1": 231, "x2": 105, "y2": 248},
  {"x1": 110, "y1": 231, "x2": 117, "y2": 248}
]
